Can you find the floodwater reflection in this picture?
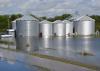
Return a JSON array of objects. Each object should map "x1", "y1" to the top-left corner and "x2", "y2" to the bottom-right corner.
[
  {"x1": 15, "y1": 36, "x2": 100, "y2": 67},
  {"x1": 16, "y1": 37, "x2": 39, "y2": 53}
]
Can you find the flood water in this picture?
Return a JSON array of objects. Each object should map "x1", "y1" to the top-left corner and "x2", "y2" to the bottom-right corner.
[
  {"x1": 16, "y1": 36, "x2": 100, "y2": 67},
  {"x1": 0, "y1": 36, "x2": 100, "y2": 70},
  {"x1": 0, "y1": 58, "x2": 40, "y2": 71}
]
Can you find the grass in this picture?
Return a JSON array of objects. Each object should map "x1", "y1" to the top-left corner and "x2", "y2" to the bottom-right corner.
[
  {"x1": 0, "y1": 40, "x2": 14, "y2": 45},
  {"x1": 32, "y1": 65, "x2": 51, "y2": 71},
  {"x1": 31, "y1": 52, "x2": 100, "y2": 71}
]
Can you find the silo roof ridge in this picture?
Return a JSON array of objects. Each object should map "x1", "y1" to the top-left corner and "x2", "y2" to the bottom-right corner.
[
  {"x1": 16, "y1": 15, "x2": 38, "y2": 21},
  {"x1": 53, "y1": 20, "x2": 62, "y2": 23},
  {"x1": 63, "y1": 20, "x2": 72, "y2": 23},
  {"x1": 75, "y1": 16, "x2": 95, "y2": 21},
  {"x1": 40, "y1": 20, "x2": 51, "y2": 24}
]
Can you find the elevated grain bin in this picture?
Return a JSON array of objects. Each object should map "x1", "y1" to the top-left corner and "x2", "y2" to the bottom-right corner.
[
  {"x1": 63, "y1": 20, "x2": 73, "y2": 36},
  {"x1": 74, "y1": 16, "x2": 95, "y2": 36},
  {"x1": 16, "y1": 15, "x2": 39, "y2": 37},
  {"x1": 40, "y1": 20, "x2": 53, "y2": 38},
  {"x1": 53, "y1": 20, "x2": 66, "y2": 37}
]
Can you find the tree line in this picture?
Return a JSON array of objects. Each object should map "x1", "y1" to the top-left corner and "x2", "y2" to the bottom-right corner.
[{"x1": 0, "y1": 14, "x2": 100, "y2": 33}]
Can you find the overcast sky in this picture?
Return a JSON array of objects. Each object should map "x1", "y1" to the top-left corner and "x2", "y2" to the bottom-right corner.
[{"x1": 0, "y1": 0, "x2": 100, "y2": 17}]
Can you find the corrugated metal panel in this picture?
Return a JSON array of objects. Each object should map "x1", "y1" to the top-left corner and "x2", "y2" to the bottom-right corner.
[
  {"x1": 75, "y1": 20, "x2": 95, "y2": 35},
  {"x1": 63, "y1": 20, "x2": 73, "y2": 35},
  {"x1": 40, "y1": 20, "x2": 53, "y2": 38},
  {"x1": 16, "y1": 15, "x2": 39, "y2": 37},
  {"x1": 53, "y1": 20, "x2": 66, "y2": 36},
  {"x1": 12, "y1": 21, "x2": 16, "y2": 30}
]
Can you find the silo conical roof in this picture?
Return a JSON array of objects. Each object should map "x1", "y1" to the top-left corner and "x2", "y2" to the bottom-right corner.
[
  {"x1": 75, "y1": 16, "x2": 95, "y2": 21},
  {"x1": 63, "y1": 20, "x2": 72, "y2": 24},
  {"x1": 53, "y1": 20, "x2": 62, "y2": 23},
  {"x1": 16, "y1": 15, "x2": 39, "y2": 21},
  {"x1": 40, "y1": 20, "x2": 51, "y2": 24}
]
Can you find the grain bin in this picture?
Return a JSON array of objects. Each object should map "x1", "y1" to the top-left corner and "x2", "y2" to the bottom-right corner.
[
  {"x1": 12, "y1": 20, "x2": 16, "y2": 30},
  {"x1": 63, "y1": 20, "x2": 73, "y2": 36},
  {"x1": 53, "y1": 20, "x2": 66, "y2": 37},
  {"x1": 74, "y1": 16, "x2": 95, "y2": 36},
  {"x1": 40, "y1": 20, "x2": 53, "y2": 38},
  {"x1": 12, "y1": 18, "x2": 21, "y2": 30},
  {"x1": 16, "y1": 15, "x2": 39, "y2": 37}
]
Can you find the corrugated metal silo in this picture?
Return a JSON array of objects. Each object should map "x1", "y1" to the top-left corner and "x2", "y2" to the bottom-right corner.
[
  {"x1": 53, "y1": 20, "x2": 66, "y2": 37},
  {"x1": 16, "y1": 15, "x2": 39, "y2": 37},
  {"x1": 63, "y1": 20, "x2": 73, "y2": 36},
  {"x1": 12, "y1": 20, "x2": 16, "y2": 30},
  {"x1": 40, "y1": 20, "x2": 53, "y2": 38},
  {"x1": 12, "y1": 18, "x2": 21, "y2": 30},
  {"x1": 74, "y1": 16, "x2": 95, "y2": 36}
]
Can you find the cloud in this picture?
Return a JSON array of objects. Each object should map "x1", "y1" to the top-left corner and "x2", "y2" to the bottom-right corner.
[
  {"x1": 0, "y1": 0, "x2": 12, "y2": 8},
  {"x1": 0, "y1": 0, "x2": 100, "y2": 16}
]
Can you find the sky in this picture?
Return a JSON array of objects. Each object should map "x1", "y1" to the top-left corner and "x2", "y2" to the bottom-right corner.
[{"x1": 0, "y1": 0, "x2": 100, "y2": 17}]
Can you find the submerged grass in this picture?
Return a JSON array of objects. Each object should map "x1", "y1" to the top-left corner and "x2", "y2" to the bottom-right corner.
[
  {"x1": 31, "y1": 53, "x2": 100, "y2": 71},
  {"x1": 0, "y1": 40, "x2": 14, "y2": 45},
  {"x1": 0, "y1": 47, "x2": 100, "y2": 71},
  {"x1": 0, "y1": 48, "x2": 51, "y2": 71},
  {"x1": 33, "y1": 65, "x2": 51, "y2": 71}
]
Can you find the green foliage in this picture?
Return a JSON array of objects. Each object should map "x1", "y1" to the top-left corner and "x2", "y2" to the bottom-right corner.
[
  {"x1": 47, "y1": 14, "x2": 72, "y2": 22},
  {"x1": 0, "y1": 14, "x2": 22, "y2": 32},
  {"x1": 0, "y1": 15, "x2": 9, "y2": 32},
  {"x1": 0, "y1": 13, "x2": 100, "y2": 33},
  {"x1": 90, "y1": 15, "x2": 100, "y2": 31},
  {"x1": 10, "y1": 14, "x2": 22, "y2": 21}
]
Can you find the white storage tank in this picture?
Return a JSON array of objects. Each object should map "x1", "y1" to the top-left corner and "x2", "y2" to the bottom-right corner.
[
  {"x1": 63, "y1": 20, "x2": 73, "y2": 36},
  {"x1": 12, "y1": 20, "x2": 16, "y2": 30},
  {"x1": 74, "y1": 16, "x2": 95, "y2": 36},
  {"x1": 53, "y1": 20, "x2": 66, "y2": 37},
  {"x1": 12, "y1": 18, "x2": 21, "y2": 30},
  {"x1": 16, "y1": 15, "x2": 39, "y2": 37},
  {"x1": 40, "y1": 20, "x2": 53, "y2": 38}
]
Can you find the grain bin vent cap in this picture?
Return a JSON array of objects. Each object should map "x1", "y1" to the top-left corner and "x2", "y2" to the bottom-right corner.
[
  {"x1": 16, "y1": 15, "x2": 39, "y2": 21},
  {"x1": 75, "y1": 16, "x2": 95, "y2": 21}
]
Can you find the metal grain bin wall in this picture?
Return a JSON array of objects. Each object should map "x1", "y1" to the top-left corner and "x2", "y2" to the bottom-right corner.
[
  {"x1": 16, "y1": 15, "x2": 39, "y2": 37},
  {"x1": 74, "y1": 16, "x2": 95, "y2": 36},
  {"x1": 12, "y1": 20, "x2": 16, "y2": 30},
  {"x1": 40, "y1": 20, "x2": 53, "y2": 38},
  {"x1": 63, "y1": 20, "x2": 73, "y2": 36},
  {"x1": 53, "y1": 20, "x2": 66, "y2": 37}
]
